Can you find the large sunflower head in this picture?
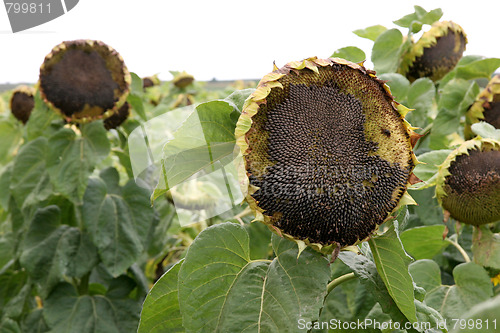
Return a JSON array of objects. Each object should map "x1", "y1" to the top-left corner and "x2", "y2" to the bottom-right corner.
[
  {"x1": 465, "y1": 74, "x2": 500, "y2": 139},
  {"x1": 235, "y1": 57, "x2": 420, "y2": 253},
  {"x1": 436, "y1": 138, "x2": 500, "y2": 226},
  {"x1": 10, "y1": 85, "x2": 35, "y2": 124},
  {"x1": 38, "y1": 40, "x2": 131, "y2": 123},
  {"x1": 399, "y1": 21, "x2": 467, "y2": 82}
]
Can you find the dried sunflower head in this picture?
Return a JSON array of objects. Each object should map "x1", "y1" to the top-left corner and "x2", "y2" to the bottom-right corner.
[
  {"x1": 39, "y1": 40, "x2": 131, "y2": 123},
  {"x1": 465, "y1": 74, "x2": 500, "y2": 139},
  {"x1": 399, "y1": 21, "x2": 467, "y2": 82},
  {"x1": 236, "y1": 57, "x2": 420, "y2": 253},
  {"x1": 143, "y1": 75, "x2": 160, "y2": 89},
  {"x1": 436, "y1": 138, "x2": 500, "y2": 225},
  {"x1": 172, "y1": 71, "x2": 194, "y2": 89},
  {"x1": 10, "y1": 85, "x2": 35, "y2": 124}
]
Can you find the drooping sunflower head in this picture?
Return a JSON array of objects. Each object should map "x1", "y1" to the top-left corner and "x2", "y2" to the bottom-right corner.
[
  {"x1": 236, "y1": 57, "x2": 420, "y2": 252},
  {"x1": 399, "y1": 21, "x2": 467, "y2": 82},
  {"x1": 465, "y1": 74, "x2": 500, "y2": 139},
  {"x1": 436, "y1": 138, "x2": 500, "y2": 226},
  {"x1": 172, "y1": 71, "x2": 194, "y2": 89},
  {"x1": 10, "y1": 85, "x2": 35, "y2": 124},
  {"x1": 143, "y1": 75, "x2": 161, "y2": 89},
  {"x1": 39, "y1": 40, "x2": 131, "y2": 123}
]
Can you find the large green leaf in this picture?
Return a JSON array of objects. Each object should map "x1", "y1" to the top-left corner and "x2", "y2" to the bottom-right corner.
[
  {"x1": 409, "y1": 260, "x2": 493, "y2": 321},
  {"x1": 406, "y1": 78, "x2": 435, "y2": 129},
  {"x1": 369, "y1": 222, "x2": 417, "y2": 322},
  {"x1": 9, "y1": 137, "x2": 52, "y2": 211},
  {"x1": 43, "y1": 282, "x2": 140, "y2": 333},
  {"x1": 472, "y1": 226, "x2": 500, "y2": 270},
  {"x1": 138, "y1": 260, "x2": 184, "y2": 333},
  {"x1": 429, "y1": 79, "x2": 479, "y2": 149},
  {"x1": 0, "y1": 119, "x2": 22, "y2": 165},
  {"x1": 440, "y1": 56, "x2": 500, "y2": 87},
  {"x1": 331, "y1": 46, "x2": 366, "y2": 63},
  {"x1": 450, "y1": 294, "x2": 500, "y2": 333},
  {"x1": 371, "y1": 29, "x2": 404, "y2": 74},
  {"x1": 19, "y1": 206, "x2": 98, "y2": 297},
  {"x1": 471, "y1": 122, "x2": 500, "y2": 141},
  {"x1": 47, "y1": 122, "x2": 110, "y2": 203},
  {"x1": 26, "y1": 93, "x2": 62, "y2": 141},
  {"x1": 82, "y1": 176, "x2": 154, "y2": 276},
  {"x1": 401, "y1": 225, "x2": 449, "y2": 260},
  {"x1": 177, "y1": 222, "x2": 330, "y2": 333},
  {"x1": 378, "y1": 73, "x2": 410, "y2": 102}
]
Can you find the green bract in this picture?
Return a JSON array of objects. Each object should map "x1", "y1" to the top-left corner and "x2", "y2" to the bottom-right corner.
[{"x1": 236, "y1": 57, "x2": 420, "y2": 253}]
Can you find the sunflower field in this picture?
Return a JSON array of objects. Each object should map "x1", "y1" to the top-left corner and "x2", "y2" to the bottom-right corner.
[{"x1": 1, "y1": 5, "x2": 500, "y2": 333}]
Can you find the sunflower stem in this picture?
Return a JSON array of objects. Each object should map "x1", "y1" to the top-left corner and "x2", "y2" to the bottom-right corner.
[
  {"x1": 446, "y1": 237, "x2": 470, "y2": 263},
  {"x1": 234, "y1": 206, "x2": 253, "y2": 224},
  {"x1": 326, "y1": 272, "x2": 357, "y2": 295}
]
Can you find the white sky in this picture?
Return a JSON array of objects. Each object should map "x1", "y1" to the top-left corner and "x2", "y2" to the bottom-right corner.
[{"x1": 1, "y1": 0, "x2": 499, "y2": 83}]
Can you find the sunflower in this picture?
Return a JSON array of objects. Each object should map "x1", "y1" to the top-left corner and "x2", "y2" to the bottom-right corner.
[
  {"x1": 236, "y1": 57, "x2": 420, "y2": 253},
  {"x1": 436, "y1": 137, "x2": 500, "y2": 225},
  {"x1": 465, "y1": 74, "x2": 500, "y2": 139},
  {"x1": 38, "y1": 40, "x2": 130, "y2": 123},
  {"x1": 399, "y1": 21, "x2": 467, "y2": 82},
  {"x1": 10, "y1": 85, "x2": 35, "y2": 124}
]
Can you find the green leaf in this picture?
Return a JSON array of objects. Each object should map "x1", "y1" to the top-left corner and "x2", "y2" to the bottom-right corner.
[
  {"x1": 130, "y1": 72, "x2": 144, "y2": 96},
  {"x1": 393, "y1": 6, "x2": 442, "y2": 29},
  {"x1": 406, "y1": 78, "x2": 436, "y2": 129},
  {"x1": 82, "y1": 176, "x2": 154, "y2": 276},
  {"x1": 440, "y1": 57, "x2": 500, "y2": 87},
  {"x1": 26, "y1": 93, "x2": 62, "y2": 140},
  {"x1": 21, "y1": 309, "x2": 49, "y2": 333},
  {"x1": 353, "y1": 25, "x2": 387, "y2": 42},
  {"x1": 47, "y1": 122, "x2": 110, "y2": 203},
  {"x1": 331, "y1": 46, "x2": 366, "y2": 63},
  {"x1": 0, "y1": 318, "x2": 21, "y2": 333},
  {"x1": 411, "y1": 260, "x2": 493, "y2": 321},
  {"x1": 401, "y1": 225, "x2": 449, "y2": 260},
  {"x1": 138, "y1": 260, "x2": 184, "y2": 333},
  {"x1": 472, "y1": 226, "x2": 500, "y2": 270},
  {"x1": 412, "y1": 149, "x2": 452, "y2": 187},
  {"x1": 338, "y1": 250, "x2": 407, "y2": 323},
  {"x1": 471, "y1": 122, "x2": 500, "y2": 140},
  {"x1": 450, "y1": 294, "x2": 500, "y2": 333},
  {"x1": 430, "y1": 79, "x2": 479, "y2": 149},
  {"x1": 10, "y1": 137, "x2": 52, "y2": 211},
  {"x1": 44, "y1": 282, "x2": 141, "y2": 333},
  {"x1": 128, "y1": 93, "x2": 147, "y2": 121},
  {"x1": 369, "y1": 222, "x2": 417, "y2": 322},
  {"x1": 177, "y1": 222, "x2": 330, "y2": 332},
  {"x1": 371, "y1": 29, "x2": 404, "y2": 74},
  {"x1": 0, "y1": 119, "x2": 22, "y2": 165},
  {"x1": 19, "y1": 206, "x2": 98, "y2": 297},
  {"x1": 378, "y1": 73, "x2": 410, "y2": 102}
]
